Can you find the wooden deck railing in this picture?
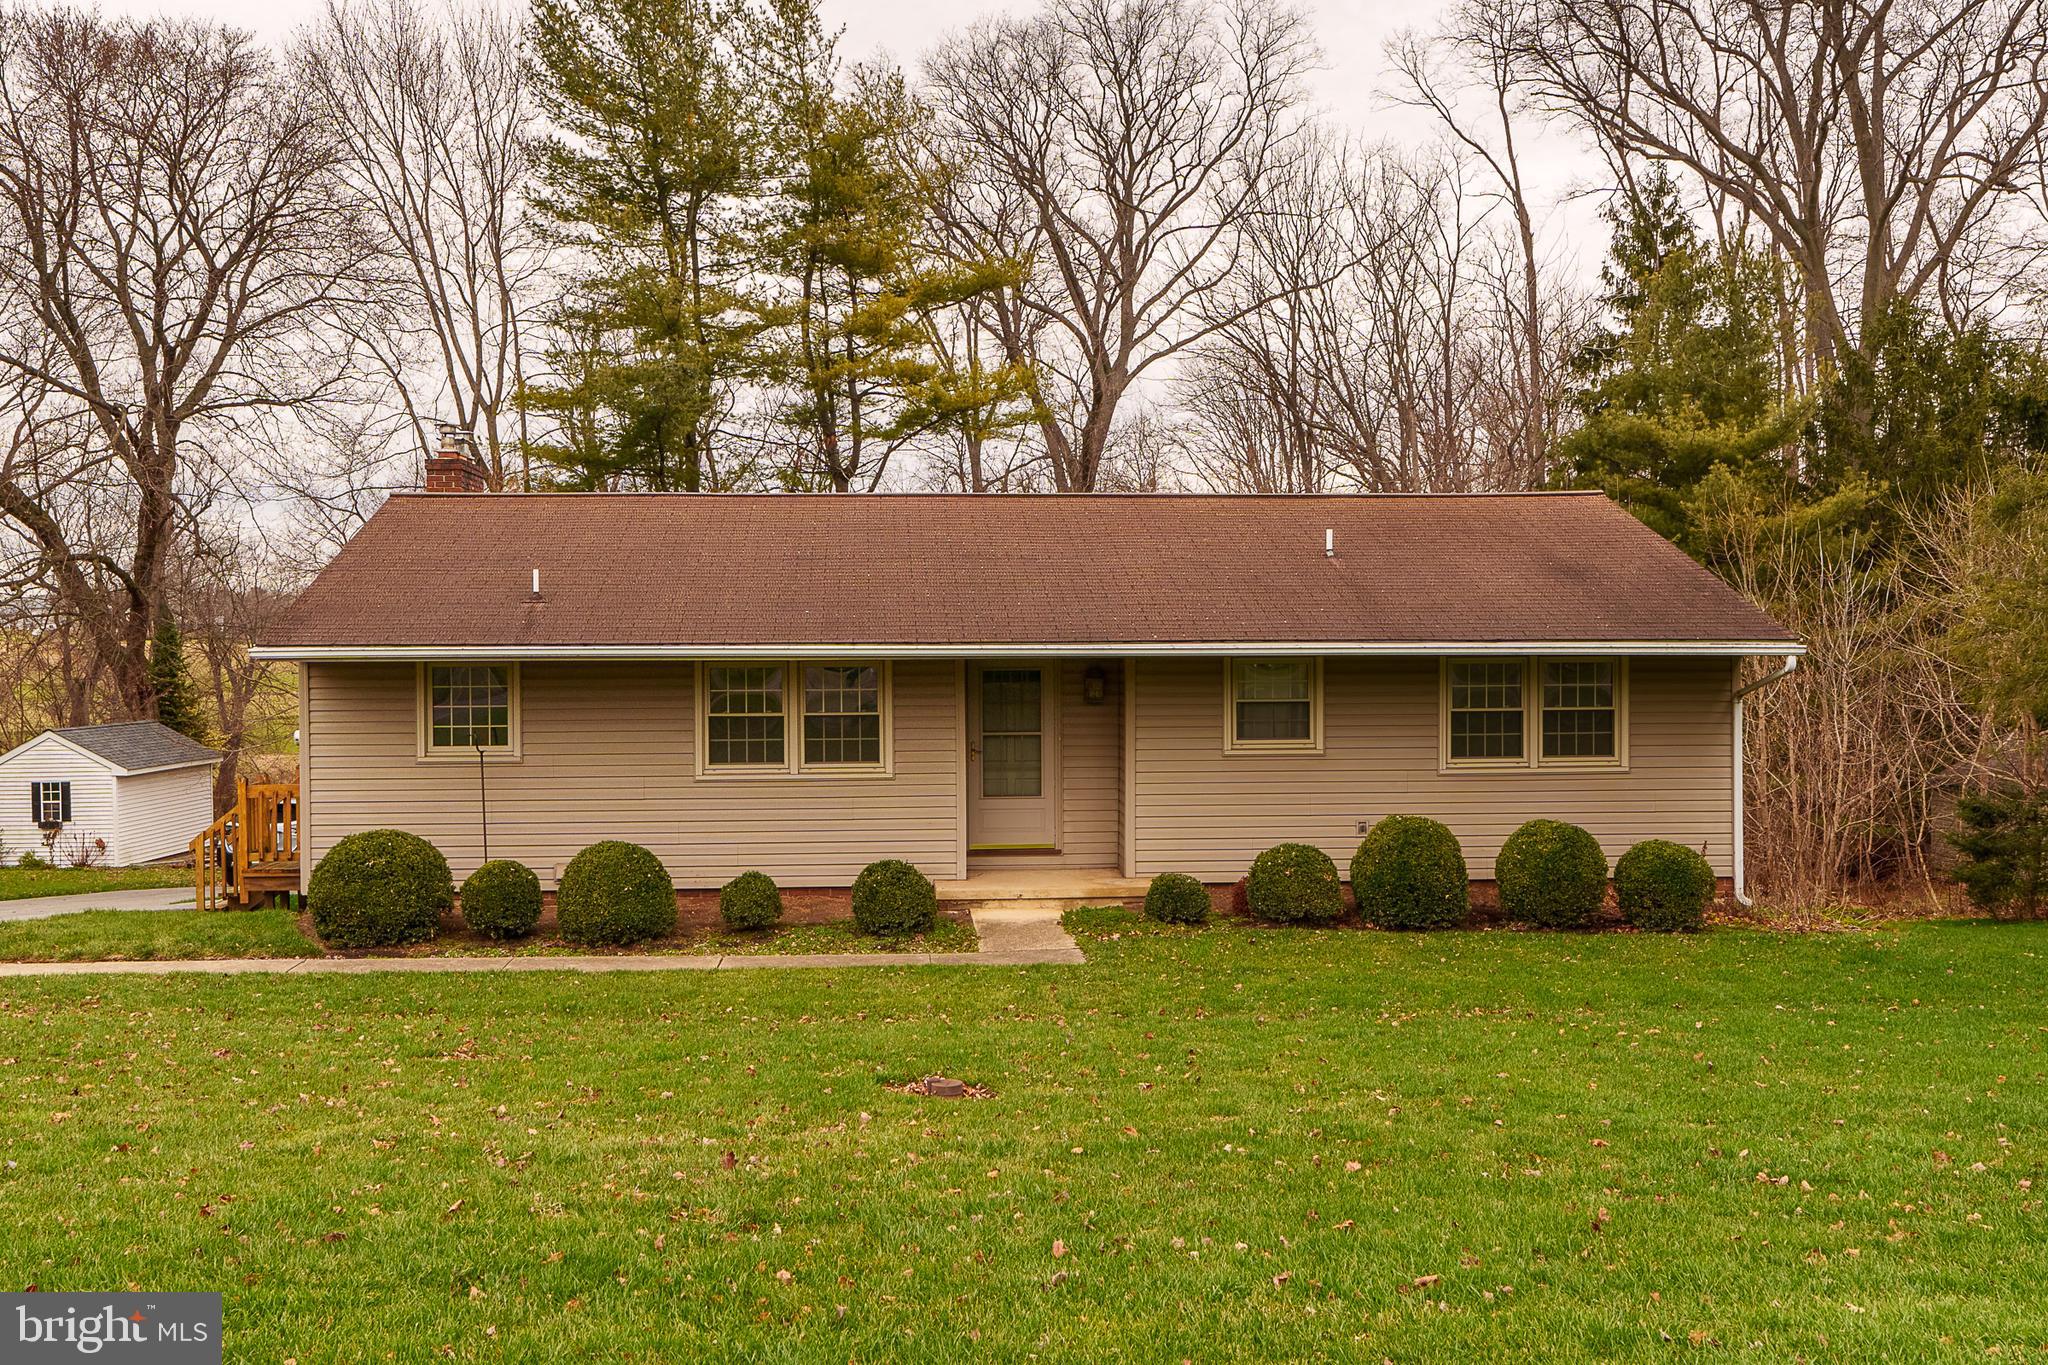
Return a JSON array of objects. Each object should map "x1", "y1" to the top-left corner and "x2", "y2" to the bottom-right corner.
[{"x1": 192, "y1": 779, "x2": 300, "y2": 910}]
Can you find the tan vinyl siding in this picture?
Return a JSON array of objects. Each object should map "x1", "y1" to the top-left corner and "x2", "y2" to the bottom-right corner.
[
  {"x1": 968, "y1": 659, "x2": 1122, "y2": 871},
  {"x1": 303, "y1": 660, "x2": 960, "y2": 887},
  {"x1": 1130, "y1": 656, "x2": 1733, "y2": 880}
]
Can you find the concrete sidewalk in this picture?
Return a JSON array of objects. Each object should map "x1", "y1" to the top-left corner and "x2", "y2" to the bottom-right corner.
[
  {"x1": 0, "y1": 887, "x2": 194, "y2": 922},
  {"x1": 0, "y1": 901, "x2": 1084, "y2": 977}
]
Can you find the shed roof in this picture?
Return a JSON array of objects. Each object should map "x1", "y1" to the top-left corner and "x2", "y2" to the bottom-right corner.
[
  {"x1": 40, "y1": 721, "x2": 220, "y2": 774},
  {"x1": 257, "y1": 491, "x2": 1799, "y2": 657}
]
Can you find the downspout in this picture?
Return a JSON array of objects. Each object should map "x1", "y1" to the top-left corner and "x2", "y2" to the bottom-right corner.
[{"x1": 1731, "y1": 654, "x2": 1801, "y2": 907}]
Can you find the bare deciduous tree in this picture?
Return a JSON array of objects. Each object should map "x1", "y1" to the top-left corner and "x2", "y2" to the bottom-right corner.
[
  {"x1": 1389, "y1": 0, "x2": 1556, "y2": 480},
  {"x1": 1514, "y1": 0, "x2": 2048, "y2": 379},
  {"x1": 299, "y1": 0, "x2": 549, "y2": 488},
  {"x1": 1178, "y1": 141, "x2": 1594, "y2": 492},
  {"x1": 925, "y1": 0, "x2": 1316, "y2": 490},
  {"x1": 0, "y1": 9, "x2": 367, "y2": 714}
]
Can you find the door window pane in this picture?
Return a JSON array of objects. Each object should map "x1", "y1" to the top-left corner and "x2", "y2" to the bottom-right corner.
[{"x1": 980, "y1": 669, "x2": 1042, "y2": 797}]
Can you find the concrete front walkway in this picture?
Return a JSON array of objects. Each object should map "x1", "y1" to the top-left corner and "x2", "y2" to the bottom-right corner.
[
  {"x1": 0, "y1": 887, "x2": 194, "y2": 922},
  {"x1": 0, "y1": 902, "x2": 1083, "y2": 977}
]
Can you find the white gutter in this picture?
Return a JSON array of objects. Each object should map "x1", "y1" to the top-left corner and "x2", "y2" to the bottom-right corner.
[
  {"x1": 1730, "y1": 653, "x2": 1801, "y2": 907},
  {"x1": 253, "y1": 640, "x2": 1809, "y2": 663}
]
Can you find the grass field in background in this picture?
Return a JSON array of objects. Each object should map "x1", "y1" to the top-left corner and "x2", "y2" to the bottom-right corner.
[
  {"x1": 0, "y1": 864, "x2": 190, "y2": 902},
  {"x1": 0, "y1": 915, "x2": 2041, "y2": 1361}
]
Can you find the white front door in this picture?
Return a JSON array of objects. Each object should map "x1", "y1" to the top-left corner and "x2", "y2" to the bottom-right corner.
[{"x1": 968, "y1": 665, "x2": 1058, "y2": 850}]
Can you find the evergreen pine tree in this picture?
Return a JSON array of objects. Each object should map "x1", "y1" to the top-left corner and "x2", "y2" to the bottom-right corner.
[
  {"x1": 522, "y1": 0, "x2": 764, "y2": 490},
  {"x1": 750, "y1": 0, "x2": 1028, "y2": 490},
  {"x1": 1561, "y1": 168, "x2": 1800, "y2": 549},
  {"x1": 148, "y1": 614, "x2": 208, "y2": 743}
]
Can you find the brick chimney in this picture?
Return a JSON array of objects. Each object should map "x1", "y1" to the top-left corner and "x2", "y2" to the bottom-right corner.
[{"x1": 424, "y1": 423, "x2": 488, "y2": 492}]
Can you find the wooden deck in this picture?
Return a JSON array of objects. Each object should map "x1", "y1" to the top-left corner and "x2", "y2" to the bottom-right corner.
[{"x1": 192, "y1": 780, "x2": 300, "y2": 910}]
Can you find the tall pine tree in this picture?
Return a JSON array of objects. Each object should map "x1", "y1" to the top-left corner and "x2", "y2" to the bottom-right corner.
[
  {"x1": 750, "y1": 0, "x2": 1026, "y2": 491},
  {"x1": 148, "y1": 615, "x2": 208, "y2": 744},
  {"x1": 523, "y1": 0, "x2": 764, "y2": 489},
  {"x1": 1561, "y1": 168, "x2": 1799, "y2": 549}
]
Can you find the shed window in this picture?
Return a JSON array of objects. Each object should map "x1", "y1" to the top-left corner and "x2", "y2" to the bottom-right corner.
[
  {"x1": 30, "y1": 780, "x2": 70, "y2": 825},
  {"x1": 422, "y1": 663, "x2": 519, "y2": 756},
  {"x1": 1227, "y1": 658, "x2": 1321, "y2": 752}
]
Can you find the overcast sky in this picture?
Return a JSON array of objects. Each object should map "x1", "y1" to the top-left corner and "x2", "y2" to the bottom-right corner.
[{"x1": 95, "y1": 0, "x2": 1608, "y2": 271}]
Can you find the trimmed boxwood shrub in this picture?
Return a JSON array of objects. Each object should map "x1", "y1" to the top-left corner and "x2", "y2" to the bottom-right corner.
[
  {"x1": 1614, "y1": 839, "x2": 1715, "y2": 932},
  {"x1": 1246, "y1": 842, "x2": 1344, "y2": 924},
  {"x1": 309, "y1": 829, "x2": 452, "y2": 948},
  {"x1": 1144, "y1": 872, "x2": 1211, "y2": 925},
  {"x1": 1497, "y1": 819, "x2": 1609, "y2": 928},
  {"x1": 851, "y1": 859, "x2": 938, "y2": 936},
  {"x1": 460, "y1": 859, "x2": 542, "y2": 940},
  {"x1": 720, "y1": 870, "x2": 784, "y2": 932},
  {"x1": 556, "y1": 840, "x2": 677, "y2": 946},
  {"x1": 1351, "y1": 815, "x2": 1469, "y2": 930}
]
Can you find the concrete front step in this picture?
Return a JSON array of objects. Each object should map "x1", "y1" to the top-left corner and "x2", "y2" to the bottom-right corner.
[
  {"x1": 935, "y1": 870, "x2": 1147, "y2": 903},
  {"x1": 953, "y1": 897, "x2": 1112, "y2": 915}
]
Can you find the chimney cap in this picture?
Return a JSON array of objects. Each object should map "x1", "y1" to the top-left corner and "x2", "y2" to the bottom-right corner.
[{"x1": 435, "y1": 421, "x2": 476, "y2": 456}]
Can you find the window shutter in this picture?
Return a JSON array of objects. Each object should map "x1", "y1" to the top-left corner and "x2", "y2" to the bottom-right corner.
[
  {"x1": 28, "y1": 783, "x2": 38, "y2": 820},
  {"x1": 59, "y1": 782, "x2": 71, "y2": 822}
]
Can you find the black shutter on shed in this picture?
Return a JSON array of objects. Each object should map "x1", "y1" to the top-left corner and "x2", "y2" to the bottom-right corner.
[{"x1": 28, "y1": 781, "x2": 72, "y2": 823}]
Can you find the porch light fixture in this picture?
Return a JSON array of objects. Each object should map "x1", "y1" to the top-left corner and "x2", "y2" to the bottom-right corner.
[{"x1": 1082, "y1": 665, "x2": 1108, "y2": 705}]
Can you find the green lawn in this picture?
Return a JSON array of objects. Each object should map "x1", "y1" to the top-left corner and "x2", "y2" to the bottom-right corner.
[
  {"x1": 0, "y1": 914, "x2": 2041, "y2": 1361},
  {"x1": 0, "y1": 910, "x2": 973, "y2": 963},
  {"x1": 0, "y1": 863, "x2": 190, "y2": 901},
  {"x1": 0, "y1": 908, "x2": 315, "y2": 961}
]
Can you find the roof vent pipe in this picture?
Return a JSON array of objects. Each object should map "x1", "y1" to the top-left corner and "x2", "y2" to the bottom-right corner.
[
  {"x1": 1324, "y1": 528, "x2": 1334, "y2": 558},
  {"x1": 530, "y1": 568, "x2": 541, "y2": 599}
]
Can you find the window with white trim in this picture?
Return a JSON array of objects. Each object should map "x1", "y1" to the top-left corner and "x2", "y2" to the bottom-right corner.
[
  {"x1": 30, "y1": 780, "x2": 69, "y2": 825},
  {"x1": 1227, "y1": 657, "x2": 1321, "y2": 752},
  {"x1": 1443, "y1": 657, "x2": 1627, "y2": 770},
  {"x1": 422, "y1": 663, "x2": 518, "y2": 756},
  {"x1": 700, "y1": 662, "x2": 890, "y2": 774}
]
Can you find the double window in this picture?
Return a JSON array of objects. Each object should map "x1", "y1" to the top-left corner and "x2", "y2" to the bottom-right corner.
[
  {"x1": 701, "y1": 662, "x2": 888, "y2": 775},
  {"x1": 1226, "y1": 657, "x2": 1322, "y2": 753},
  {"x1": 421, "y1": 663, "x2": 519, "y2": 757},
  {"x1": 1442, "y1": 657, "x2": 1626, "y2": 769}
]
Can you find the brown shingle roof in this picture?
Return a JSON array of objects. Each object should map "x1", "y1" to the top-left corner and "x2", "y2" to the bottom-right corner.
[{"x1": 257, "y1": 492, "x2": 1797, "y2": 653}]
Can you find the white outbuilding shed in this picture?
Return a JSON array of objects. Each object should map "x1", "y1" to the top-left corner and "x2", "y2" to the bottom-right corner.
[{"x1": 0, "y1": 722, "x2": 220, "y2": 868}]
